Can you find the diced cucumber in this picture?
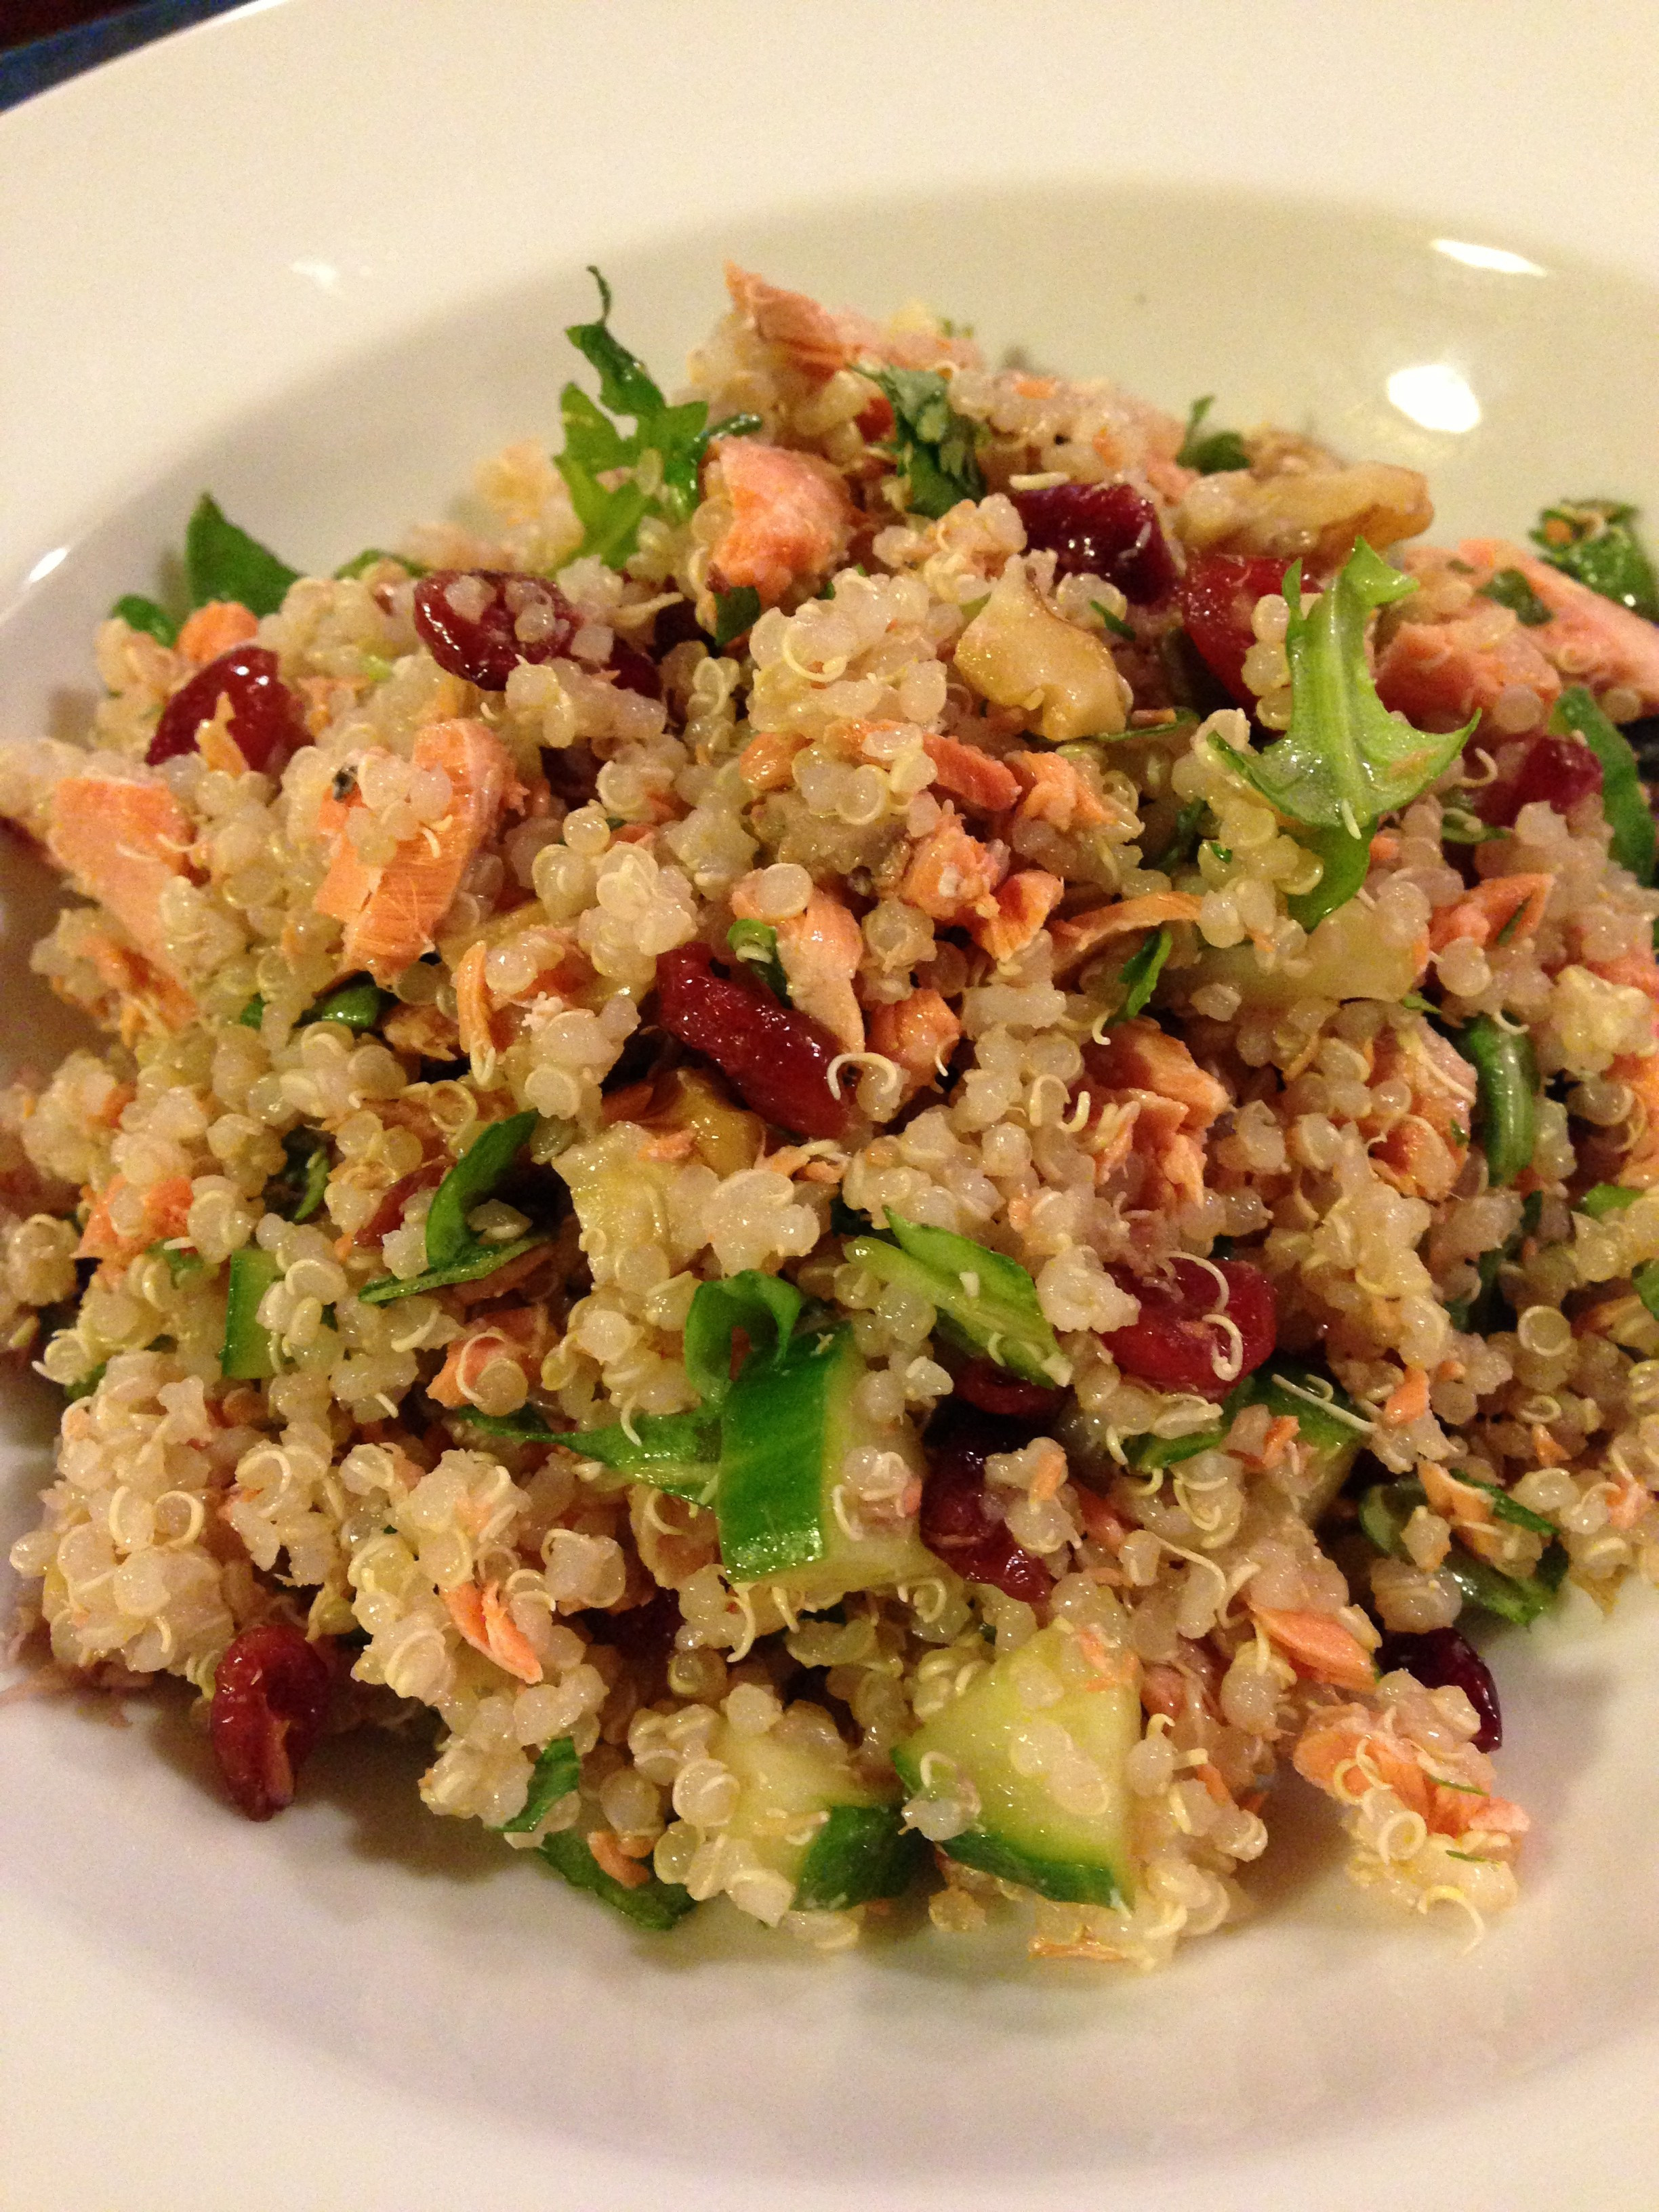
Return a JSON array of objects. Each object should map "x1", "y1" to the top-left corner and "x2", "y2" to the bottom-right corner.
[
  {"x1": 893, "y1": 1625, "x2": 1139, "y2": 1908},
  {"x1": 714, "y1": 1715, "x2": 924, "y2": 1911},
  {"x1": 221, "y1": 1246, "x2": 281, "y2": 1379},
  {"x1": 554, "y1": 1122, "x2": 682, "y2": 1284},
  {"x1": 1231, "y1": 1355, "x2": 1366, "y2": 1523},
  {"x1": 716, "y1": 1321, "x2": 933, "y2": 1603}
]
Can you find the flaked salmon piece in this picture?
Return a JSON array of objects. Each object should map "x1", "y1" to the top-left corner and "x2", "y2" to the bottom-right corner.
[
  {"x1": 45, "y1": 776, "x2": 194, "y2": 985},
  {"x1": 176, "y1": 601, "x2": 259, "y2": 664},
  {"x1": 443, "y1": 1580, "x2": 544, "y2": 1685},
  {"x1": 921, "y1": 733, "x2": 1021, "y2": 815},
  {"x1": 1427, "y1": 872, "x2": 1554, "y2": 954},
  {"x1": 428, "y1": 1306, "x2": 550, "y2": 1409},
  {"x1": 313, "y1": 718, "x2": 518, "y2": 985},
  {"x1": 708, "y1": 438, "x2": 855, "y2": 606},
  {"x1": 1250, "y1": 1605, "x2": 1378, "y2": 1694},
  {"x1": 77, "y1": 1171, "x2": 194, "y2": 1264},
  {"x1": 775, "y1": 888, "x2": 865, "y2": 1054},
  {"x1": 899, "y1": 806, "x2": 1006, "y2": 924},
  {"x1": 1049, "y1": 892, "x2": 1203, "y2": 978},
  {"x1": 1457, "y1": 537, "x2": 1659, "y2": 714},
  {"x1": 723, "y1": 264, "x2": 983, "y2": 386},
  {"x1": 1006, "y1": 750, "x2": 1111, "y2": 832},
  {"x1": 968, "y1": 867, "x2": 1063, "y2": 962},
  {"x1": 867, "y1": 988, "x2": 961, "y2": 1099},
  {"x1": 1086, "y1": 1017, "x2": 1229, "y2": 1132},
  {"x1": 64, "y1": 916, "x2": 198, "y2": 1035}
]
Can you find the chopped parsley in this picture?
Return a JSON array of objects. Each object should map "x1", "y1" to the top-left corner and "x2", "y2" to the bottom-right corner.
[
  {"x1": 185, "y1": 493, "x2": 301, "y2": 616},
  {"x1": 1176, "y1": 394, "x2": 1249, "y2": 475},
  {"x1": 712, "y1": 586, "x2": 761, "y2": 649},
  {"x1": 1530, "y1": 498, "x2": 1658, "y2": 621},
  {"x1": 861, "y1": 365, "x2": 985, "y2": 519},
  {"x1": 1477, "y1": 566, "x2": 1552, "y2": 626}
]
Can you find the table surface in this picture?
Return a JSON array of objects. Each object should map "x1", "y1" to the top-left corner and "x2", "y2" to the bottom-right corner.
[{"x1": 0, "y1": 0, "x2": 244, "y2": 106}]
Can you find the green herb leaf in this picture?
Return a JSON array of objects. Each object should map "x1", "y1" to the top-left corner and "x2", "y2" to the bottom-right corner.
[
  {"x1": 1530, "y1": 499, "x2": 1659, "y2": 621},
  {"x1": 683, "y1": 1271, "x2": 804, "y2": 1409},
  {"x1": 1580, "y1": 1183, "x2": 1640, "y2": 1221},
  {"x1": 1210, "y1": 540, "x2": 1472, "y2": 840},
  {"x1": 1461, "y1": 1015, "x2": 1539, "y2": 1188},
  {"x1": 302, "y1": 975, "x2": 392, "y2": 1032},
  {"x1": 356, "y1": 1234, "x2": 549, "y2": 1305},
  {"x1": 499, "y1": 1737, "x2": 581, "y2": 1835},
  {"x1": 1114, "y1": 926, "x2": 1172, "y2": 1021},
  {"x1": 572, "y1": 1410, "x2": 722, "y2": 1504},
  {"x1": 861, "y1": 365, "x2": 985, "y2": 520},
  {"x1": 425, "y1": 1111, "x2": 538, "y2": 1269},
  {"x1": 537, "y1": 1826, "x2": 695, "y2": 1930},
  {"x1": 1439, "y1": 806, "x2": 1509, "y2": 846},
  {"x1": 1090, "y1": 597, "x2": 1136, "y2": 643},
  {"x1": 146, "y1": 1240, "x2": 206, "y2": 1285},
  {"x1": 111, "y1": 594, "x2": 178, "y2": 645},
  {"x1": 1549, "y1": 684, "x2": 1656, "y2": 886},
  {"x1": 1401, "y1": 991, "x2": 1437, "y2": 1015},
  {"x1": 1463, "y1": 1475, "x2": 1557, "y2": 1536},
  {"x1": 712, "y1": 586, "x2": 761, "y2": 649},
  {"x1": 1286, "y1": 822, "x2": 1373, "y2": 932},
  {"x1": 1477, "y1": 567, "x2": 1553, "y2": 626},
  {"x1": 1633, "y1": 1259, "x2": 1659, "y2": 1323},
  {"x1": 263, "y1": 1131, "x2": 331, "y2": 1224},
  {"x1": 333, "y1": 548, "x2": 430, "y2": 580},
  {"x1": 1176, "y1": 395, "x2": 1249, "y2": 476},
  {"x1": 453, "y1": 1404, "x2": 560, "y2": 1442},
  {"x1": 726, "y1": 918, "x2": 789, "y2": 1000},
  {"x1": 185, "y1": 494, "x2": 301, "y2": 616},
  {"x1": 63, "y1": 1360, "x2": 108, "y2": 1404},
  {"x1": 1445, "y1": 1545, "x2": 1559, "y2": 1627},
  {"x1": 1122, "y1": 1425, "x2": 1224, "y2": 1473},
  {"x1": 1144, "y1": 797, "x2": 1208, "y2": 874},
  {"x1": 237, "y1": 994, "x2": 265, "y2": 1029}
]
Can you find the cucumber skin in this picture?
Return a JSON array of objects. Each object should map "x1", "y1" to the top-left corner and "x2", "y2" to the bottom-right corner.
[
  {"x1": 716, "y1": 1326, "x2": 851, "y2": 1582},
  {"x1": 220, "y1": 1246, "x2": 281, "y2": 1380},
  {"x1": 793, "y1": 1803, "x2": 927, "y2": 1912}
]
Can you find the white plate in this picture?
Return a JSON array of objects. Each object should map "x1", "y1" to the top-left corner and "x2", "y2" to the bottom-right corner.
[{"x1": 5, "y1": 5, "x2": 1659, "y2": 2207}]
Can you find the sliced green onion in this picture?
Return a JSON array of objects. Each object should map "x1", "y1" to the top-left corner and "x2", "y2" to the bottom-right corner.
[
  {"x1": 1461, "y1": 1015, "x2": 1538, "y2": 1187},
  {"x1": 357, "y1": 1234, "x2": 548, "y2": 1305}
]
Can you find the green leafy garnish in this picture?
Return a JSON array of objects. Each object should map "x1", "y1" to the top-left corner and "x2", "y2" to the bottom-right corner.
[
  {"x1": 1211, "y1": 541, "x2": 1471, "y2": 914},
  {"x1": 499, "y1": 1738, "x2": 581, "y2": 1835},
  {"x1": 1286, "y1": 822, "x2": 1372, "y2": 933},
  {"x1": 63, "y1": 1360, "x2": 108, "y2": 1403},
  {"x1": 573, "y1": 1410, "x2": 721, "y2": 1505},
  {"x1": 1549, "y1": 684, "x2": 1656, "y2": 886},
  {"x1": 1113, "y1": 926, "x2": 1172, "y2": 1021},
  {"x1": 453, "y1": 1404, "x2": 560, "y2": 1442},
  {"x1": 682, "y1": 1270, "x2": 803, "y2": 1409},
  {"x1": 1530, "y1": 499, "x2": 1658, "y2": 621},
  {"x1": 111, "y1": 594, "x2": 178, "y2": 646},
  {"x1": 1633, "y1": 1260, "x2": 1659, "y2": 1323},
  {"x1": 237, "y1": 995, "x2": 265, "y2": 1029},
  {"x1": 1461, "y1": 1015, "x2": 1539, "y2": 1189},
  {"x1": 1144, "y1": 798, "x2": 1208, "y2": 874},
  {"x1": 843, "y1": 1212, "x2": 1066, "y2": 1387},
  {"x1": 861, "y1": 365, "x2": 985, "y2": 519},
  {"x1": 712, "y1": 586, "x2": 761, "y2": 649},
  {"x1": 537, "y1": 1826, "x2": 695, "y2": 1930},
  {"x1": 1477, "y1": 567, "x2": 1553, "y2": 626},
  {"x1": 1447, "y1": 1191, "x2": 1540, "y2": 1332},
  {"x1": 186, "y1": 493, "x2": 301, "y2": 615},
  {"x1": 425, "y1": 1111, "x2": 538, "y2": 1270},
  {"x1": 1580, "y1": 1183, "x2": 1640, "y2": 1221},
  {"x1": 1401, "y1": 991, "x2": 1437, "y2": 1015},
  {"x1": 1090, "y1": 597, "x2": 1136, "y2": 643},
  {"x1": 333, "y1": 548, "x2": 429, "y2": 581},
  {"x1": 1463, "y1": 1475, "x2": 1557, "y2": 1536},
  {"x1": 264, "y1": 1131, "x2": 331, "y2": 1225},
  {"x1": 726, "y1": 918, "x2": 789, "y2": 1000},
  {"x1": 1439, "y1": 806, "x2": 1508, "y2": 846},
  {"x1": 302, "y1": 975, "x2": 392, "y2": 1032},
  {"x1": 357, "y1": 1233, "x2": 549, "y2": 1305},
  {"x1": 1176, "y1": 395, "x2": 1249, "y2": 476},
  {"x1": 1122, "y1": 1425, "x2": 1223, "y2": 1473},
  {"x1": 555, "y1": 268, "x2": 760, "y2": 567},
  {"x1": 147, "y1": 1240, "x2": 205, "y2": 1285}
]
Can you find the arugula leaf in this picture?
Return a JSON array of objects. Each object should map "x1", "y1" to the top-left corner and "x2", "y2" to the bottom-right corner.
[
  {"x1": 265, "y1": 1132, "x2": 331, "y2": 1225},
  {"x1": 1477, "y1": 567, "x2": 1552, "y2": 626},
  {"x1": 111, "y1": 594, "x2": 178, "y2": 646},
  {"x1": 63, "y1": 1360, "x2": 108, "y2": 1404},
  {"x1": 302, "y1": 976, "x2": 392, "y2": 1032},
  {"x1": 426, "y1": 1110, "x2": 538, "y2": 1269},
  {"x1": 712, "y1": 586, "x2": 761, "y2": 648},
  {"x1": 538, "y1": 1826, "x2": 695, "y2": 1930},
  {"x1": 499, "y1": 1738, "x2": 580, "y2": 1835},
  {"x1": 1114, "y1": 926, "x2": 1172, "y2": 1021},
  {"x1": 726, "y1": 918, "x2": 789, "y2": 1001},
  {"x1": 1176, "y1": 395, "x2": 1249, "y2": 476},
  {"x1": 1549, "y1": 684, "x2": 1656, "y2": 886},
  {"x1": 185, "y1": 494, "x2": 301, "y2": 616},
  {"x1": 861, "y1": 365, "x2": 985, "y2": 519},
  {"x1": 1634, "y1": 1260, "x2": 1659, "y2": 1323},
  {"x1": 554, "y1": 269, "x2": 760, "y2": 568},
  {"x1": 1286, "y1": 822, "x2": 1372, "y2": 933},
  {"x1": 237, "y1": 994, "x2": 265, "y2": 1029},
  {"x1": 1210, "y1": 539, "x2": 1471, "y2": 842},
  {"x1": 572, "y1": 1410, "x2": 721, "y2": 1504},
  {"x1": 453, "y1": 1404, "x2": 561, "y2": 1442},
  {"x1": 357, "y1": 1233, "x2": 548, "y2": 1305},
  {"x1": 1530, "y1": 499, "x2": 1658, "y2": 621}
]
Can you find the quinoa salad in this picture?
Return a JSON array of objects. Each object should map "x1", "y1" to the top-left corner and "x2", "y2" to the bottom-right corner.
[{"x1": 5, "y1": 264, "x2": 1659, "y2": 1966}]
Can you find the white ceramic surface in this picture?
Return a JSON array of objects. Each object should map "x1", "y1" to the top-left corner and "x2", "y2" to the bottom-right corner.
[{"x1": 4, "y1": 5, "x2": 1659, "y2": 2209}]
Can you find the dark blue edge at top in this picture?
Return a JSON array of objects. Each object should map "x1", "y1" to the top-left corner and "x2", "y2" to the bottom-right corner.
[{"x1": 0, "y1": 0, "x2": 248, "y2": 112}]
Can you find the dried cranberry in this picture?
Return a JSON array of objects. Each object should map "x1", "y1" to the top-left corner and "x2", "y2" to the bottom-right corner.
[
  {"x1": 1177, "y1": 553, "x2": 1290, "y2": 703},
  {"x1": 147, "y1": 645, "x2": 308, "y2": 773},
  {"x1": 1476, "y1": 731, "x2": 1603, "y2": 827},
  {"x1": 951, "y1": 1357, "x2": 1067, "y2": 1424},
  {"x1": 412, "y1": 569, "x2": 579, "y2": 690},
  {"x1": 1377, "y1": 1626, "x2": 1502, "y2": 1751},
  {"x1": 919, "y1": 1406, "x2": 1053, "y2": 1604},
  {"x1": 609, "y1": 640, "x2": 663, "y2": 699},
  {"x1": 655, "y1": 941, "x2": 852, "y2": 1141},
  {"x1": 1102, "y1": 1256, "x2": 1276, "y2": 1398},
  {"x1": 209, "y1": 1622, "x2": 333, "y2": 1820},
  {"x1": 1012, "y1": 480, "x2": 1179, "y2": 605}
]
